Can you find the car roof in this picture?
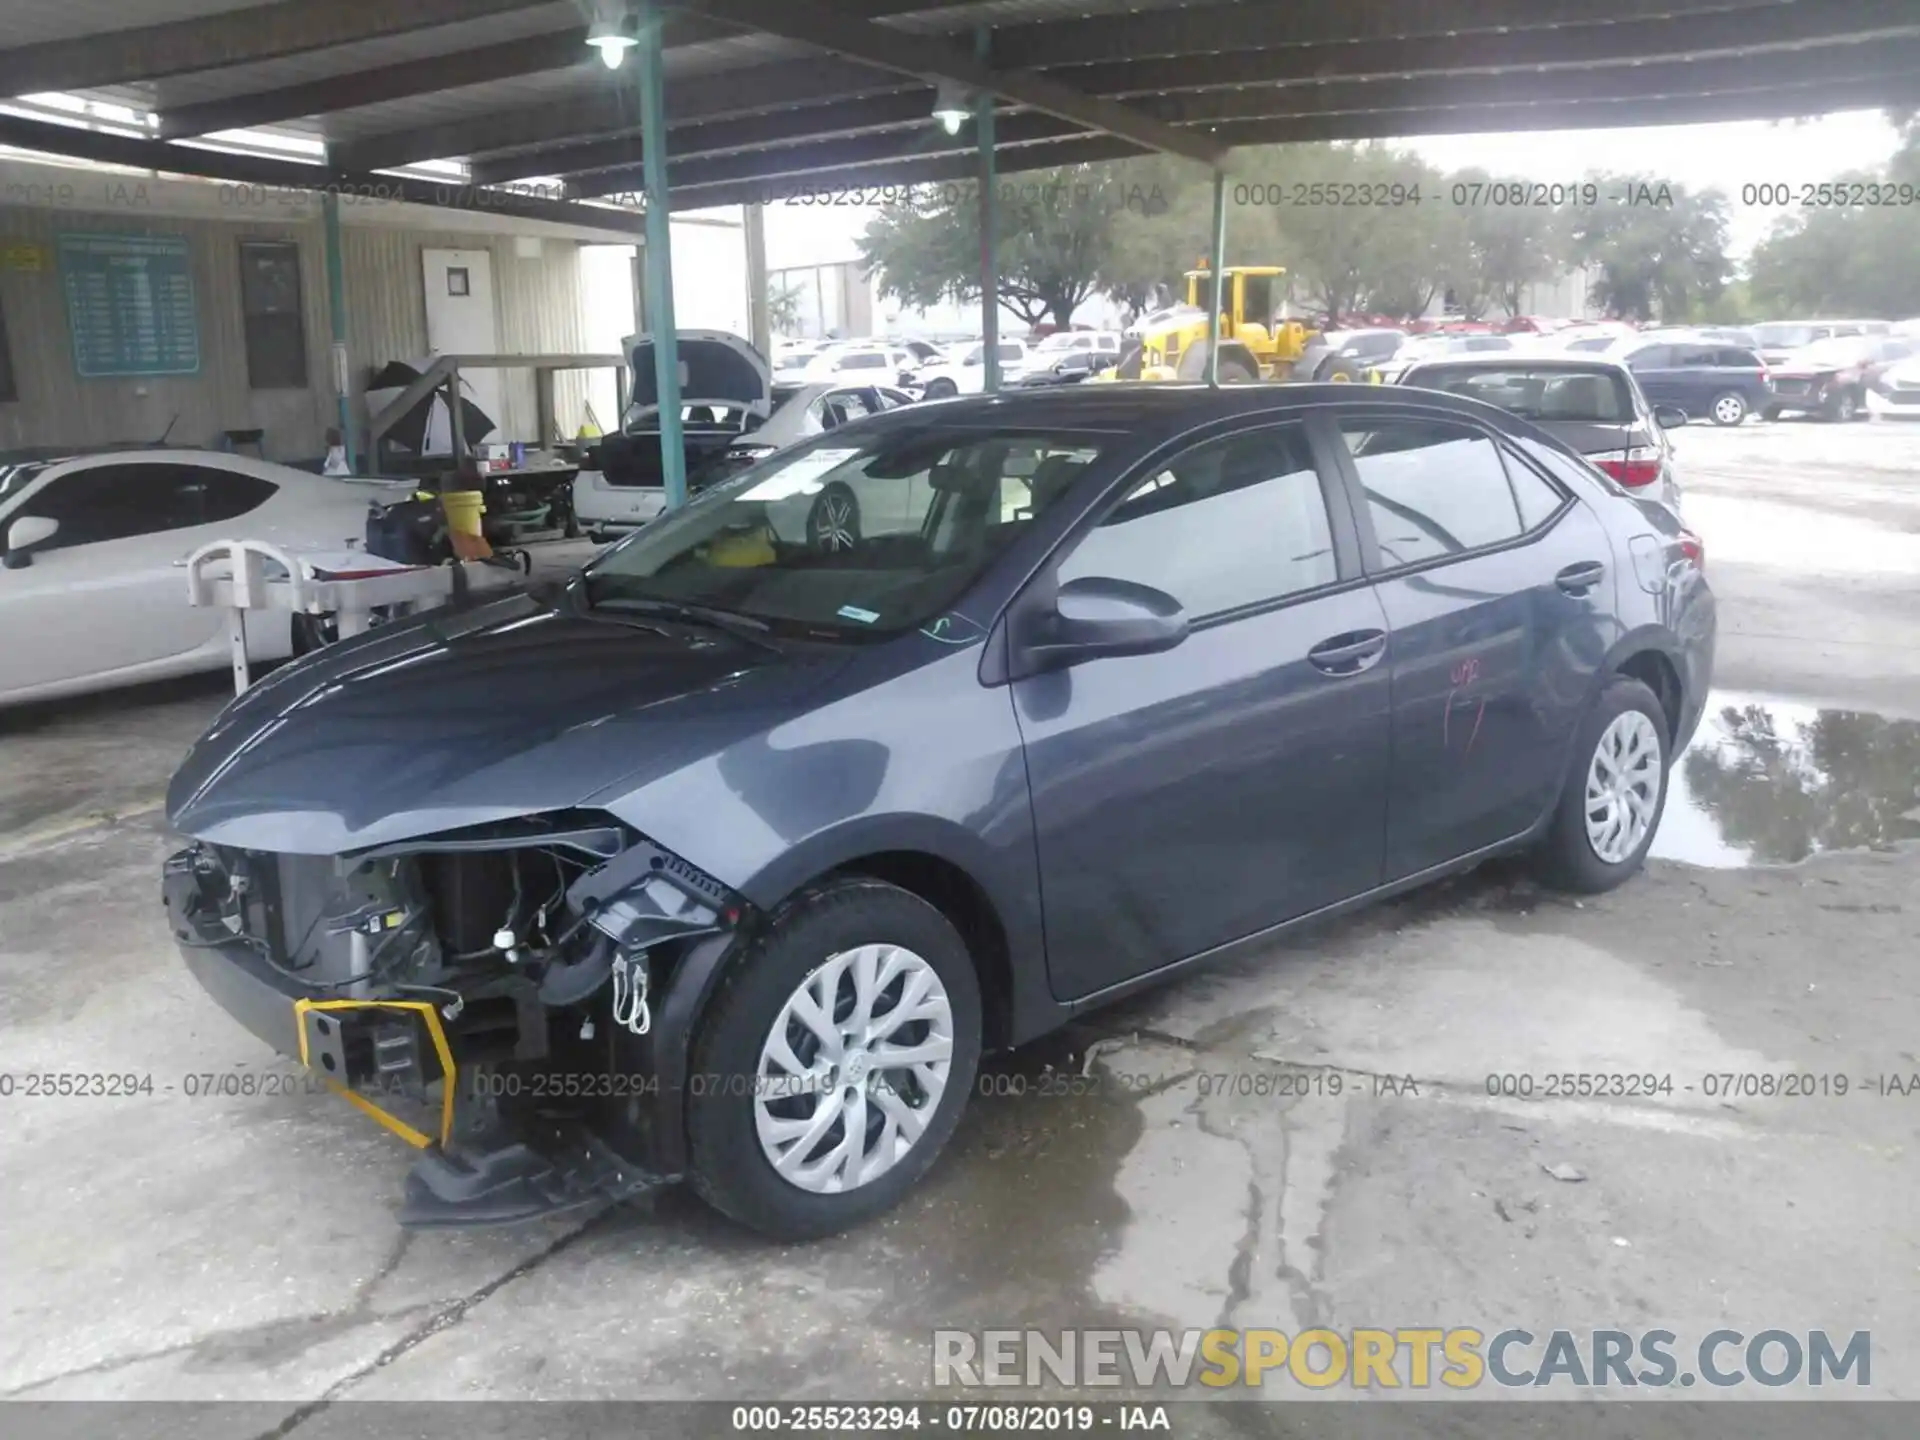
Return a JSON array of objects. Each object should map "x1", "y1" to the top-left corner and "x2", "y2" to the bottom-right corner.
[
  {"x1": 1400, "y1": 353, "x2": 1633, "y2": 376},
  {"x1": 851, "y1": 380, "x2": 1564, "y2": 447}
]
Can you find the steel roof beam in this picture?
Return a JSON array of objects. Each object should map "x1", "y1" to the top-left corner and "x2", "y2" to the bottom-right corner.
[
  {"x1": 0, "y1": 113, "x2": 640, "y2": 233},
  {"x1": 331, "y1": 56, "x2": 911, "y2": 174},
  {"x1": 673, "y1": 0, "x2": 1227, "y2": 165},
  {"x1": 0, "y1": 0, "x2": 544, "y2": 96}
]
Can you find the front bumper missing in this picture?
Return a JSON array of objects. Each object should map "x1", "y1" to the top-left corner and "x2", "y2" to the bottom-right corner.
[{"x1": 165, "y1": 846, "x2": 673, "y2": 1227}]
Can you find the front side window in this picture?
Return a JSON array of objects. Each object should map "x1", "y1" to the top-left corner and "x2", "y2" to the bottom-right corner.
[
  {"x1": 583, "y1": 427, "x2": 1110, "y2": 636},
  {"x1": 18, "y1": 463, "x2": 213, "y2": 550},
  {"x1": 1340, "y1": 417, "x2": 1532, "y2": 569},
  {"x1": 1058, "y1": 426, "x2": 1335, "y2": 619}
]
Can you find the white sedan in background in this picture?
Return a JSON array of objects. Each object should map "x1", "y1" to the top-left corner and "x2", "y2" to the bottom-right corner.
[
  {"x1": 912, "y1": 339, "x2": 1030, "y2": 397},
  {"x1": 0, "y1": 449, "x2": 409, "y2": 707}
]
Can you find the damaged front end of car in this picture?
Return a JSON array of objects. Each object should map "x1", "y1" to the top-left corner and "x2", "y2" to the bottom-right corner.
[{"x1": 162, "y1": 811, "x2": 750, "y2": 1227}]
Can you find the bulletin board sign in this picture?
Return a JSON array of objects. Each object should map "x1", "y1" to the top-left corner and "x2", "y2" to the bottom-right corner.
[{"x1": 57, "y1": 231, "x2": 201, "y2": 377}]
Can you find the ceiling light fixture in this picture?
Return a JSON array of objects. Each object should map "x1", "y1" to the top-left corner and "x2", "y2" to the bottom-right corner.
[
  {"x1": 932, "y1": 80, "x2": 971, "y2": 135},
  {"x1": 587, "y1": 5, "x2": 639, "y2": 69}
]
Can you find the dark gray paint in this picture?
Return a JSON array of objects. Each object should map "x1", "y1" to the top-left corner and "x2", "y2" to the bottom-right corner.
[{"x1": 167, "y1": 384, "x2": 1715, "y2": 1046}]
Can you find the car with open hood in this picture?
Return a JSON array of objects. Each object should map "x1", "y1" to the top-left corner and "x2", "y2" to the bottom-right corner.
[
  {"x1": 163, "y1": 384, "x2": 1713, "y2": 1241},
  {"x1": 572, "y1": 331, "x2": 772, "y2": 536}
]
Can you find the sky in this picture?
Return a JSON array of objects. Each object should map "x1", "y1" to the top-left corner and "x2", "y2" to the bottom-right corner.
[{"x1": 761, "y1": 109, "x2": 1907, "y2": 274}]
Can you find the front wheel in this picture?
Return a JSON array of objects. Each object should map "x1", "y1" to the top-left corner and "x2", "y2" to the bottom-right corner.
[
  {"x1": 1825, "y1": 388, "x2": 1859, "y2": 422},
  {"x1": 1708, "y1": 391, "x2": 1747, "y2": 426},
  {"x1": 687, "y1": 879, "x2": 983, "y2": 1239},
  {"x1": 1534, "y1": 677, "x2": 1670, "y2": 894}
]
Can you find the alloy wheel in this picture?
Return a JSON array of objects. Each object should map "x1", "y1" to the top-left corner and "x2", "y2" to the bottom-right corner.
[
  {"x1": 1583, "y1": 711, "x2": 1662, "y2": 864},
  {"x1": 1713, "y1": 395, "x2": 1745, "y2": 425},
  {"x1": 809, "y1": 489, "x2": 859, "y2": 553},
  {"x1": 754, "y1": 944, "x2": 955, "y2": 1193}
]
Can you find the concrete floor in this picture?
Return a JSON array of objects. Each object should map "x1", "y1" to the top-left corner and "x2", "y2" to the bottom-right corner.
[{"x1": 3, "y1": 421, "x2": 1918, "y2": 1417}]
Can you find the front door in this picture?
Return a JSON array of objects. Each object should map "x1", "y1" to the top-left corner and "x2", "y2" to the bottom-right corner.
[
  {"x1": 1012, "y1": 422, "x2": 1393, "y2": 1000},
  {"x1": 0, "y1": 461, "x2": 253, "y2": 695},
  {"x1": 1327, "y1": 409, "x2": 1615, "y2": 878},
  {"x1": 422, "y1": 248, "x2": 501, "y2": 437}
]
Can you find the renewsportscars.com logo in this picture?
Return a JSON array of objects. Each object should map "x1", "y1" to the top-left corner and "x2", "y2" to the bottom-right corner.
[{"x1": 933, "y1": 1328, "x2": 1871, "y2": 1391}]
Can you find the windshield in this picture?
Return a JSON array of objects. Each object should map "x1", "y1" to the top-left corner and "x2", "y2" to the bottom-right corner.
[
  {"x1": 581, "y1": 426, "x2": 1110, "y2": 636},
  {"x1": 1405, "y1": 364, "x2": 1634, "y2": 422},
  {"x1": 1754, "y1": 323, "x2": 1822, "y2": 349},
  {"x1": 0, "y1": 461, "x2": 50, "y2": 511}
]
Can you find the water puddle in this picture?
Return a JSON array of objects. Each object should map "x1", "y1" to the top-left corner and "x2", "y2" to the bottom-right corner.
[{"x1": 1653, "y1": 690, "x2": 1920, "y2": 868}]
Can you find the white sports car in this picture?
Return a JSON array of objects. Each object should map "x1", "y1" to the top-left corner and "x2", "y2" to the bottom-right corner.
[{"x1": 0, "y1": 449, "x2": 410, "y2": 707}]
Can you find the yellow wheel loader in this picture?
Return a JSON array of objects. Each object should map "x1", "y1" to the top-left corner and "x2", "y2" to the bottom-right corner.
[{"x1": 1099, "y1": 265, "x2": 1373, "y2": 385}]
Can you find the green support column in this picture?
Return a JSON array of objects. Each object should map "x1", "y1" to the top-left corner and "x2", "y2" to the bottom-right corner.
[
  {"x1": 975, "y1": 26, "x2": 1000, "y2": 394},
  {"x1": 322, "y1": 190, "x2": 354, "y2": 470},
  {"x1": 637, "y1": 2, "x2": 687, "y2": 509},
  {"x1": 1206, "y1": 168, "x2": 1227, "y2": 387}
]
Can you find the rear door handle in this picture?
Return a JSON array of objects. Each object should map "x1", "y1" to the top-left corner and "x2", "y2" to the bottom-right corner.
[
  {"x1": 1555, "y1": 560, "x2": 1607, "y2": 594},
  {"x1": 1308, "y1": 628, "x2": 1387, "y2": 675}
]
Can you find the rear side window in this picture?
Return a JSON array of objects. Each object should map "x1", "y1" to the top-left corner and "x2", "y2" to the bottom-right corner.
[
  {"x1": 1718, "y1": 348, "x2": 1762, "y2": 369},
  {"x1": 1339, "y1": 418, "x2": 1537, "y2": 569},
  {"x1": 21, "y1": 463, "x2": 209, "y2": 550},
  {"x1": 1674, "y1": 345, "x2": 1720, "y2": 367},
  {"x1": 1059, "y1": 425, "x2": 1335, "y2": 618}
]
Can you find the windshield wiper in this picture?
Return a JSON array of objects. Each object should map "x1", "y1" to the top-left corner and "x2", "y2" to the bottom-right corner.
[{"x1": 589, "y1": 594, "x2": 783, "y2": 650}]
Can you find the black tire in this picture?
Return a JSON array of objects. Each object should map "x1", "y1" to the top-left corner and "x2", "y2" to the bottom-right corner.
[
  {"x1": 1317, "y1": 356, "x2": 1363, "y2": 383},
  {"x1": 806, "y1": 481, "x2": 861, "y2": 553},
  {"x1": 1534, "y1": 677, "x2": 1671, "y2": 894},
  {"x1": 290, "y1": 613, "x2": 336, "y2": 656},
  {"x1": 1762, "y1": 405, "x2": 1782, "y2": 422},
  {"x1": 560, "y1": 495, "x2": 582, "y2": 539},
  {"x1": 687, "y1": 878, "x2": 983, "y2": 1239},
  {"x1": 1824, "y1": 388, "x2": 1860, "y2": 422},
  {"x1": 923, "y1": 378, "x2": 957, "y2": 399},
  {"x1": 1707, "y1": 391, "x2": 1747, "y2": 426},
  {"x1": 1215, "y1": 355, "x2": 1257, "y2": 383}
]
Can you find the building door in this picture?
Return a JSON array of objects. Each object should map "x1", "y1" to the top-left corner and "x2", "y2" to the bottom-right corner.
[{"x1": 422, "y1": 248, "x2": 501, "y2": 439}]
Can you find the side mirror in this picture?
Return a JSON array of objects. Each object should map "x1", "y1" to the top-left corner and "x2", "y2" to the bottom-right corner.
[
  {"x1": 1652, "y1": 405, "x2": 1689, "y2": 429},
  {"x1": 3, "y1": 514, "x2": 59, "y2": 569},
  {"x1": 1019, "y1": 575, "x2": 1188, "y2": 672}
]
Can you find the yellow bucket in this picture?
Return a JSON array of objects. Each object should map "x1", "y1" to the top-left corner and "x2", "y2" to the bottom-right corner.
[{"x1": 440, "y1": 489, "x2": 486, "y2": 539}]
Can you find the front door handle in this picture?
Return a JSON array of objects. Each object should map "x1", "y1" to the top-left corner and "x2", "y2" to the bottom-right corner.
[
  {"x1": 1308, "y1": 628, "x2": 1387, "y2": 675},
  {"x1": 1555, "y1": 560, "x2": 1607, "y2": 594}
]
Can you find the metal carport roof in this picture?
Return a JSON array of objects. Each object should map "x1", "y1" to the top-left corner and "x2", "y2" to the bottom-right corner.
[{"x1": 0, "y1": 0, "x2": 1915, "y2": 218}]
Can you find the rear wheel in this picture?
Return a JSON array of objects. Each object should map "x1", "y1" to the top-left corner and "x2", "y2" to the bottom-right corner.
[
  {"x1": 1824, "y1": 388, "x2": 1859, "y2": 422},
  {"x1": 687, "y1": 879, "x2": 983, "y2": 1239},
  {"x1": 1708, "y1": 391, "x2": 1747, "y2": 426},
  {"x1": 923, "y1": 378, "x2": 957, "y2": 399},
  {"x1": 1534, "y1": 677, "x2": 1670, "y2": 894}
]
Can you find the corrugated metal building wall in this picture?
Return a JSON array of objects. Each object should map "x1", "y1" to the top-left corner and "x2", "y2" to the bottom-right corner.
[{"x1": 0, "y1": 202, "x2": 603, "y2": 462}]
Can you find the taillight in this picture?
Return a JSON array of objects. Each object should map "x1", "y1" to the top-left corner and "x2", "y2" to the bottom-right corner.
[
  {"x1": 1677, "y1": 529, "x2": 1705, "y2": 568},
  {"x1": 1759, "y1": 365, "x2": 1770, "y2": 386},
  {"x1": 1596, "y1": 445, "x2": 1663, "y2": 487}
]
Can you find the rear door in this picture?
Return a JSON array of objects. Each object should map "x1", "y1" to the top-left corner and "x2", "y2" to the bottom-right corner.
[
  {"x1": 1014, "y1": 420, "x2": 1393, "y2": 998},
  {"x1": 1327, "y1": 406, "x2": 1616, "y2": 877}
]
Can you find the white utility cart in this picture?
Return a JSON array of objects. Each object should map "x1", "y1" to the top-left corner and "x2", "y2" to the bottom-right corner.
[{"x1": 184, "y1": 538, "x2": 522, "y2": 693}]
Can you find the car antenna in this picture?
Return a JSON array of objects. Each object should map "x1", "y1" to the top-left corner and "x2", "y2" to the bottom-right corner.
[{"x1": 154, "y1": 412, "x2": 180, "y2": 446}]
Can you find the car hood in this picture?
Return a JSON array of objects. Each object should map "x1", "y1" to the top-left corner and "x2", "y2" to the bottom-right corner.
[
  {"x1": 626, "y1": 330, "x2": 771, "y2": 419},
  {"x1": 166, "y1": 587, "x2": 850, "y2": 854}
]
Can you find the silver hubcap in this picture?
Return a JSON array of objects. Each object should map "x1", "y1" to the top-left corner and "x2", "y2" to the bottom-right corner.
[
  {"x1": 1715, "y1": 396, "x2": 1742, "y2": 423},
  {"x1": 754, "y1": 944, "x2": 953, "y2": 1194},
  {"x1": 811, "y1": 492, "x2": 857, "y2": 552},
  {"x1": 1584, "y1": 710, "x2": 1663, "y2": 864}
]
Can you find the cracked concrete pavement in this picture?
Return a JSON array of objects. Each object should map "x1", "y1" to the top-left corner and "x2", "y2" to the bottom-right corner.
[{"x1": 2, "y1": 421, "x2": 1918, "y2": 1422}]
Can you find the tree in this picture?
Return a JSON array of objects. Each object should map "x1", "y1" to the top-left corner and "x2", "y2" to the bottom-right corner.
[
  {"x1": 1747, "y1": 140, "x2": 1920, "y2": 318},
  {"x1": 1452, "y1": 169, "x2": 1571, "y2": 318},
  {"x1": 1096, "y1": 154, "x2": 1213, "y2": 318},
  {"x1": 766, "y1": 280, "x2": 803, "y2": 335},
  {"x1": 859, "y1": 164, "x2": 1140, "y2": 328},
  {"x1": 1570, "y1": 174, "x2": 1731, "y2": 321}
]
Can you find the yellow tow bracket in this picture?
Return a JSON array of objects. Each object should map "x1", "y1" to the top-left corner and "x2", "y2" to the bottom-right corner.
[{"x1": 293, "y1": 998, "x2": 458, "y2": 1150}]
